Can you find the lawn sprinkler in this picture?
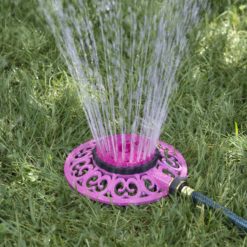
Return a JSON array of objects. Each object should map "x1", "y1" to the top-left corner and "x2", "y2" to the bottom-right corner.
[
  {"x1": 64, "y1": 134, "x2": 247, "y2": 232},
  {"x1": 40, "y1": 0, "x2": 247, "y2": 232},
  {"x1": 64, "y1": 134, "x2": 187, "y2": 206}
]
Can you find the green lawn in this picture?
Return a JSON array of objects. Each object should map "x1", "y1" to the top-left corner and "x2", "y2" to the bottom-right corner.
[{"x1": 1, "y1": 0, "x2": 247, "y2": 246}]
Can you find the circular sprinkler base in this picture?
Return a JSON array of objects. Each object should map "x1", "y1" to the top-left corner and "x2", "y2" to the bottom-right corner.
[{"x1": 64, "y1": 139, "x2": 187, "y2": 206}]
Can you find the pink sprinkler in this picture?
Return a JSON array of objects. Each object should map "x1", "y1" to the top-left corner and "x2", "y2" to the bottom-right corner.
[
  {"x1": 64, "y1": 134, "x2": 187, "y2": 206},
  {"x1": 41, "y1": 0, "x2": 247, "y2": 232},
  {"x1": 64, "y1": 136, "x2": 247, "y2": 232}
]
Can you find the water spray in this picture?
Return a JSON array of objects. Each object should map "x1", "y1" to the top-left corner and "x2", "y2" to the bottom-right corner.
[{"x1": 40, "y1": 0, "x2": 247, "y2": 232}]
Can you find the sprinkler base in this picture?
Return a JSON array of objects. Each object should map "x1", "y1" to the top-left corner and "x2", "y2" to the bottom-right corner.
[{"x1": 64, "y1": 139, "x2": 187, "y2": 206}]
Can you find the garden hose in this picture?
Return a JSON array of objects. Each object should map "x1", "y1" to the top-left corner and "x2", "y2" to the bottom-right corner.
[{"x1": 169, "y1": 177, "x2": 247, "y2": 232}]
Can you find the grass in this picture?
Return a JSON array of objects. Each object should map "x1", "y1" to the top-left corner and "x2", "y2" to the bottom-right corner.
[{"x1": 1, "y1": 0, "x2": 247, "y2": 246}]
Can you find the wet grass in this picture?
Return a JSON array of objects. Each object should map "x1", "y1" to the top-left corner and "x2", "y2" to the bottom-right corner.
[{"x1": 1, "y1": 0, "x2": 247, "y2": 246}]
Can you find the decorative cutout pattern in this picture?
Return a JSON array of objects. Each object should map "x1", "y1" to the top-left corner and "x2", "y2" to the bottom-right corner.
[{"x1": 64, "y1": 140, "x2": 187, "y2": 206}]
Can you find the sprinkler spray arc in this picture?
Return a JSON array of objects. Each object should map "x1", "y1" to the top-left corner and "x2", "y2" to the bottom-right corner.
[{"x1": 40, "y1": 0, "x2": 247, "y2": 232}]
